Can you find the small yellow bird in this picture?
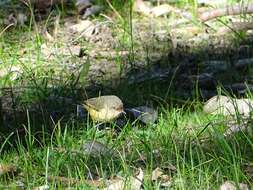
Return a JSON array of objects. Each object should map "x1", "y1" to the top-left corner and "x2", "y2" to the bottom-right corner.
[{"x1": 83, "y1": 95, "x2": 124, "y2": 122}]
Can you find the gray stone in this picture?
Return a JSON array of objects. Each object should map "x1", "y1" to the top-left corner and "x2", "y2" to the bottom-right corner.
[{"x1": 203, "y1": 95, "x2": 253, "y2": 117}]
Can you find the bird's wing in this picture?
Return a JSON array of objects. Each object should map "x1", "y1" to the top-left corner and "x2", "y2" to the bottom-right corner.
[{"x1": 84, "y1": 98, "x2": 103, "y2": 111}]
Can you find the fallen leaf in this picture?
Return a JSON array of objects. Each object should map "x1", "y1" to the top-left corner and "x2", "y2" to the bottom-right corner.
[
  {"x1": 104, "y1": 178, "x2": 125, "y2": 190},
  {"x1": 220, "y1": 181, "x2": 249, "y2": 190},
  {"x1": 151, "y1": 167, "x2": 172, "y2": 188},
  {"x1": 104, "y1": 168, "x2": 143, "y2": 190},
  {"x1": 133, "y1": 168, "x2": 144, "y2": 189},
  {"x1": 151, "y1": 167, "x2": 163, "y2": 181}
]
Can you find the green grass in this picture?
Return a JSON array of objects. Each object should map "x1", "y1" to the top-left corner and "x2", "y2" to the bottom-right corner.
[
  {"x1": 1, "y1": 0, "x2": 253, "y2": 189},
  {"x1": 1, "y1": 107, "x2": 253, "y2": 189}
]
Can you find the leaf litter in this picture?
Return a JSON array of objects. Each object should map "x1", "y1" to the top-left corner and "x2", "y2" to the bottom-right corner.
[
  {"x1": 0, "y1": 163, "x2": 18, "y2": 176},
  {"x1": 151, "y1": 167, "x2": 172, "y2": 188},
  {"x1": 219, "y1": 181, "x2": 249, "y2": 190},
  {"x1": 103, "y1": 168, "x2": 143, "y2": 190}
]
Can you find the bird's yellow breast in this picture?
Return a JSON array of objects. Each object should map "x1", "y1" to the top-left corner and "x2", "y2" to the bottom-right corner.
[{"x1": 87, "y1": 107, "x2": 122, "y2": 122}]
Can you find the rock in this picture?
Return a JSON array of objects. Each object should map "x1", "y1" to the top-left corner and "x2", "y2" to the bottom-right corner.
[
  {"x1": 4, "y1": 12, "x2": 28, "y2": 26},
  {"x1": 203, "y1": 60, "x2": 229, "y2": 74},
  {"x1": 76, "y1": 104, "x2": 86, "y2": 118},
  {"x1": 188, "y1": 73, "x2": 217, "y2": 90},
  {"x1": 82, "y1": 5, "x2": 103, "y2": 19},
  {"x1": 203, "y1": 95, "x2": 253, "y2": 117},
  {"x1": 4, "y1": 13, "x2": 17, "y2": 26},
  {"x1": 76, "y1": 0, "x2": 92, "y2": 15},
  {"x1": 224, "y1": 83, "x2": 253, "y2": 96},
  {"x1": 125, "y1": 106, "x2": 158, "y2": 124},
  {"x1": 82, "y1": 140, "x2": 117, "y2": 157},
  {"x1": 235, "y1": 58, "x2": 253, "y2": 69}
]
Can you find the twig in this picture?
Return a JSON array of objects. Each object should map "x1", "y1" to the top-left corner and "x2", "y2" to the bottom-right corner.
[{"x1": 199, "y1": 3, "x2": 253, "y2": 22}]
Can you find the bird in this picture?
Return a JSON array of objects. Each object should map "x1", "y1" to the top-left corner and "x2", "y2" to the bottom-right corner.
[{"x1": 83, "y1": 95, "x2": 124, "y2": 122}]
